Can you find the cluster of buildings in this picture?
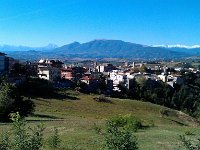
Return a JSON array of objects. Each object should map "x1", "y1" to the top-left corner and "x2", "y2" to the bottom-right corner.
[
  {"x1": 36, "y1": 59, "x2": 193, "y2": 91},
  {"x1": 1, "y1": 51, "x2": 199, "y2": 91}
]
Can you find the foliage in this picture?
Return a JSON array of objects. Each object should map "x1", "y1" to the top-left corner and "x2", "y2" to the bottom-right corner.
[
  {"x1": 0, "y1": 112, "x2": 45, "y2": 150},
  {"x1": 0, "y1": 131, "x2": 10, "y2": 150},
  {"x1": 104, "y1": 115, "x2": 139, "y2": 150},
  {"x1": 0, "y1": 82, "x2": 15, "y2": 120},
  {"x1": 19, "y1": 77, "x2": 54, "y2": 98},
  {"x1": 27, "y1": 124, "x2": 45, "y2": 150},
  {"x1": 11, "y1": 112, "x2": 29, "y2": 150},
  {"x1": 47, "y1": 127, "x2": 61, "y2": 150},
  {"x1": 0, "y1": 82, "x2": 35, "y2": 121},
  {"x1": 107, "y1": 114, "x2": 142, "y2": 132},
  {"x1": 179, "y1": 134, "x2": 200, "y2": 150}
]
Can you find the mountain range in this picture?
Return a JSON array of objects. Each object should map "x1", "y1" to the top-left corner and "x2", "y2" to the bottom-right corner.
[
  {"x1": 1, "y1": 40, "x2": 200, "y2": 61},
  {"x1": 0, "y1": 43, "x2": 58, "y2": 52}
]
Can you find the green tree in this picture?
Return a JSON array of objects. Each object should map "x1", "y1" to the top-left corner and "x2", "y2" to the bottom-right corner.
[
  {"x1": 0, "y1": 82, "x2": 35, "y2": 121},
  {"x1": 0, "y1": 82, "x2": 15, "y2": 120}
]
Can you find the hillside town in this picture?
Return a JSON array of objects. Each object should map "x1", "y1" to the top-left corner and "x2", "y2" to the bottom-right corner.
[{"x1": 0, "y1": 51, "x2": 198, "y2": 93}]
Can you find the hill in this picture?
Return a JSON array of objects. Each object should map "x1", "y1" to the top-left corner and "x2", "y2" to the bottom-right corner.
[{"x1": 1, "y1": 90, "x2": 199, "y2": 149}]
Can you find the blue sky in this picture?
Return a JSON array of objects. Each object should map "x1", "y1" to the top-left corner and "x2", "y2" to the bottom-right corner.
[{"x1": 0, "y1": 0, "x2": 200, "y2": 46}]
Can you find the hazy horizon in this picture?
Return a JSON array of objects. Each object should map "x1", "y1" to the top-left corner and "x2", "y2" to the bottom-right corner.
[{"x1": 2, "y1": 39, "x2": 200, "y2": 49}]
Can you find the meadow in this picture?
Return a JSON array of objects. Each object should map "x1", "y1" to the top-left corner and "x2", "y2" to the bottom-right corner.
[{"x1": 1, "y1": 90, "x2": 200, "y2": 150}]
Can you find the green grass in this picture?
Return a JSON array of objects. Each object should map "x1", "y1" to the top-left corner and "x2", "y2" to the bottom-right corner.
[{"x1": 1, "y1": 90, "x2": 200, "y2": 150}]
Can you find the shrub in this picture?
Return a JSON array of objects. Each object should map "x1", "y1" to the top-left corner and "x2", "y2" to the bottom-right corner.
[
  {"x1": 0, "y1": 131, "x2": 10, "y2": 150},
  {"x1": 27, "y1": 124, "x2": 45, "y2": 150},
  {"x1": 179, "y1": 134, "x2": 200, "y2": 150},
  {"x1": 11, "y1": 112, "x2": 29, "y2": 150},
  {"x1": 103, "y1": 115, "x2": 139, "y2": 150},
  {"x1": 47, "y1": 127, "x2": 61, "y2": 150},
  {"x1": 108, "y1": 114, "x2": 142, "y2": 132},
  {"x1": 0, "y1": 112, "x2": 45, "y2": 150}
]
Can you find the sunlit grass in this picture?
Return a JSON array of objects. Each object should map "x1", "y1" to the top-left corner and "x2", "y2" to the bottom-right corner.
[{"x1": 1, "y1": 90, "x2": 200, "y2": 150}]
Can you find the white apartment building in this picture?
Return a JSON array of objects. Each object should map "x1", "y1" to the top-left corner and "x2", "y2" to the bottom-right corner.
[
  {"x1": 109, "y1": 70, "x2": 132, "y2": 91},
  {"x1": 38, "y1": 59, "x2": 61, "y2": 82},
  {"x1": 38, "y1": 67, "x2": 60, "y2": 81}
]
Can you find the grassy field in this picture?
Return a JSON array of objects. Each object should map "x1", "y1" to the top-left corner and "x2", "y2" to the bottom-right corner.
[{"x1": 1, "y1": 90, "x2": 200, "y2": 150}]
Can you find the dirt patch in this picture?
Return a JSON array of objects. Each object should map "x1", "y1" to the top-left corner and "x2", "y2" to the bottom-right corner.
[
  {"x1": 177, "y1": 111, "x2": 200, "y2": 127},
  {"x1": 160, "y1": 108, "x2": 200, "y2": 127}
]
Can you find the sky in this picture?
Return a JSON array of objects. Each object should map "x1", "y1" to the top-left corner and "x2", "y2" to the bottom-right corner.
[{"x1": 0, "y1": 0, "x2": 200, "y2": 47}]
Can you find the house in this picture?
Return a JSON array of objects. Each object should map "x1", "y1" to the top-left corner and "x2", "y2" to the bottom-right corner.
[
  {"x1": 38, "y1": 66, "x2": 60, "y2": 81},
  {"x1": 158, "y1": 73, "x2": 167, "y2": 82},
  {"x1": 80, "y1": 76, "x2": 100, "y2": 92},
  {"x1": 61, "y1": 67, "x2": 86, "y2": 80},
  {"x1": 97, "y1": 63, "x2": 117, "y2": 72},
  {"x1": 166, "y1": 75, "x2": 184, "y2": 87},
  {"x1": 80, "y1": 76, "x2": 97, "y2": 85},
  {"x1": 38, "y1": 59, "x2": 62, "y2": 81},
  {"x1": 61, "y1": 68, "x2": 73, "y2": 80},
  {"x1": 109, "y1": 70, "x2": 133, "y2": 91}
]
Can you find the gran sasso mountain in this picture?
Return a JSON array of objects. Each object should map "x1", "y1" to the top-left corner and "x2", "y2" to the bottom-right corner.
[{"x1": 2, "y1": 40, "x2": 196, "y2": 61}]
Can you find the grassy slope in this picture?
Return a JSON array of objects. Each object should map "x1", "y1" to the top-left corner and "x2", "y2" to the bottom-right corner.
[{"x1": 1, "y1": 90, "x2": 200, "y2": 150}]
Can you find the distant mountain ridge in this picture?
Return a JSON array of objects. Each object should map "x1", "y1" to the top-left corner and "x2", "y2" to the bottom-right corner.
[
  {"x1": 2, "y1": 39, "x2": 200, "y2": 61},
  {"x1": 49, "y1": 40, "x2": 189, "y2": 59},
  {"x1": 0, "y1": 43, "x2": 58, "y2": 52}
]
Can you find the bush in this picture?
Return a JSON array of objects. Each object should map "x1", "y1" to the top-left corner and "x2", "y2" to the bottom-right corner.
[
  {"x1": 179, "y1": 134, "x2": 200, "y2": 150},
  {"x1": 108, "y1": 114, "x2": 142, "y2": 132},
  {"x1": 0, "y1": 112, "x2": 45, "y2": 150},
  {"x1": 0, "y1": 131, "x2": 10, "y2": 150},
  {"x1": 103, "y1": 115, "x2": 139, "y2": 150},
  {"x1": 47, "y1": 127, "x2": 61, "y2": 150}
]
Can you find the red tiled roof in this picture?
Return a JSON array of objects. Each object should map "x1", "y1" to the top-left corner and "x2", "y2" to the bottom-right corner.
[
  {"x1": 61, "y1": 68, "x2": 73, "y2": 72},
  {"x1": 80, "y1": 76, "x2": 97, "y2": 81}
]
